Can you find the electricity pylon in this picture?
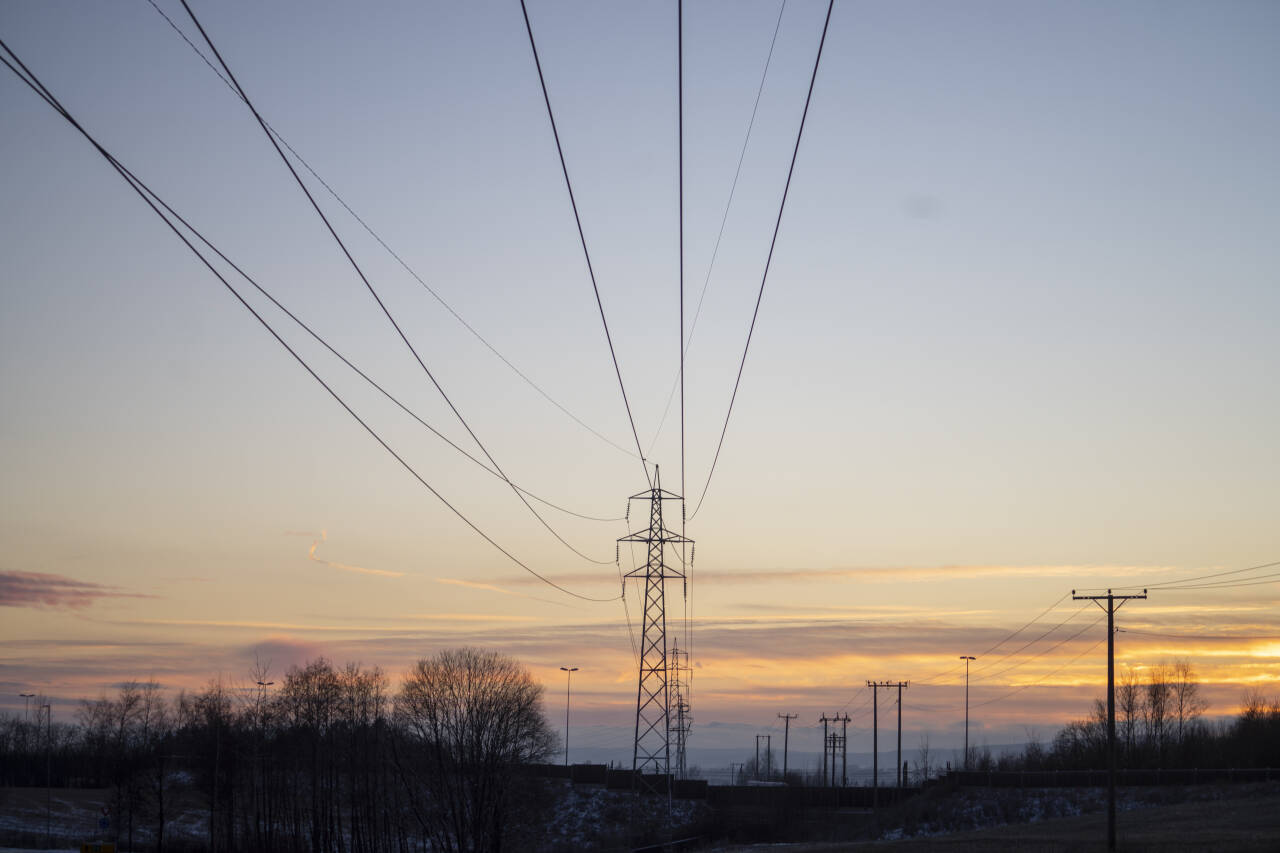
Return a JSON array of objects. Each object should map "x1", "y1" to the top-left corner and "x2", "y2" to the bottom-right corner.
[
  {"x1": 620, "y1": 466, "x2": 692, "y2": 778},
  {"x1": 670, "y1": 642, "x2": 693, "y2": 778}
]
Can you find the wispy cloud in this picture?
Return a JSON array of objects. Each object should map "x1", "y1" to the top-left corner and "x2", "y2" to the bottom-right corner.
[
  {"x1": 483, "y1": 564, "x2": 1168, "y2": 589},
  {"x1": 737, "y1": 603, "x2": 996, "y2": 620},
  {"x1": 0, "y1": 570, "x2": 150, "y2": 610},
  {"x1": 307, "y1": 530, "x2": 403, "y2": 578},
  {"x1": 434, "y1": 577, "x2": 573, "y2": 608}
]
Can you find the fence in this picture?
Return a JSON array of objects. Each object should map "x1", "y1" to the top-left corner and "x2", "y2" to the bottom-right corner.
[{"x1": 942, "y1": 767, "x2": 1280, "y2": 788}]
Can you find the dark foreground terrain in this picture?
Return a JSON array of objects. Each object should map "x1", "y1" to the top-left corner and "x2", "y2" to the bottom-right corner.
[{"x1": 715, "y1": 788, "x2": 1280, "y2": 852}]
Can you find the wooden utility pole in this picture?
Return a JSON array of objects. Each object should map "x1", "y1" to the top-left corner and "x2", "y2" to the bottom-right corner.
[
  {"x1": 1073, "y1": 588, "x2": 1147, "y2": 852},
  {"x1": 896, "y1": 682, "x2": 908, "y2": 788},
  {"x1": 836, "y1": 713, "x2": 850, "y2": 786},
  {"x1": 777, "y1": 713, "x2": 798, "y2": 781},
  {"x1": 818, "y1": 713, "x2": 832, "y2": 786}
]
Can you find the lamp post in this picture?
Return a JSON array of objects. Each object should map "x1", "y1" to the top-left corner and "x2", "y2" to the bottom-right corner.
[
  {"x1": 559, "y1": 667, "x2": 578, "y2": 766},
  {"x1": 959, "y1": 656, "x2": 976, "y2": 770},
  {"x1": 20, "y1": 693, "x2": 35, "y2": 721},
  {"x1": 253, "y1": 680, "x2": 273, "y2": 849},
  {"x1": 42, "y1": 704, "x2": 51, "y2": 848}
]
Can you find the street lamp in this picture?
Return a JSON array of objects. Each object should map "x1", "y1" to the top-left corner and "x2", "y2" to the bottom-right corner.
[
  {"x1": 42, "y1": 704, "x2": 51, "y2": 848},
  {"x1": 959, "y1": 656, "x2": 976, "y2": 770},
  {"x1": 255, "y1": 681, "x2": 274, "y2": 723},
  {"x1": 559, "y1": 667, "x2": 578, "y2": 766},
  {"x1": 20, "y1": 693, "x2": 35, "y2": 721}
]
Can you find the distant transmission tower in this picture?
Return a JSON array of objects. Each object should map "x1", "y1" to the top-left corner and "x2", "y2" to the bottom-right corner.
[
  {"x1": 670, "y1": 642, "x2": 693, "y2": 778},
  {"x1": 619, "y1": 466, "x2": 693, "y2": 777}
]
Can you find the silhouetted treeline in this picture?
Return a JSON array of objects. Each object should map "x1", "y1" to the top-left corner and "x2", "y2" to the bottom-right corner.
[
  {"x1": 0, "y1": 649, "x2": 555, "y2": 853},
  {"x1": 979, "y1": 659, "x2": 1280, "y2": 773}
]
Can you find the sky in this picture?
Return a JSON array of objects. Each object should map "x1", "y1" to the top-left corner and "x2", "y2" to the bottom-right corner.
[{"x1": 2, "y1": 0, "x2": 1278, "y2": 775}]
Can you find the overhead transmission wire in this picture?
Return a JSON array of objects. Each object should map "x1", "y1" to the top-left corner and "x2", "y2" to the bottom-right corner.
[
  {"x1": 177, "y1": 0, "x2": 615, "y2": 567},
  {"x1": 689, "y1": 0, "x2": 835, "y2": 520},
  {"x1": 1076, "y1": 559, "x2": 1280, "y2": 593},
  {"x1": 1118, "y1": 627, "x2": 1280, "y2": 641},
  {"x1": 71, "y1": 138, "x2": 604, "y2": 522},
  {"x1": 962, "y1": 602, "x2": 1094, "y2": 680},
  {"x1": 907, "y1": 613, "x2": 1106, "y2": 714},
  {"x1": 969, "y1": 634, "x2": 1108, "y2": 711},
  {"x1": 911, "y1": 591, "x2": 1075, "y2": 686},
  {"x1": 839, "y1": 690, "x2": 874, "y2": 716},
  {"x1": 969, "y1": 613, "x2": 1104, "y2": 685},
  {"x1": 0, "y1": 38, "x2": 619, "y2": 604},
  {"x1": 647, "y1": 0, "x2": 787, "y2": 458},
  {"x1": 677, "y1": 0, "x2": 694, "y2": 713},
  {"x1": 1146, "y1": 570, "x2": 1280, "y2": 591},
  {"x1": 142, "y1": 0, "x2": 638, "y2": 463},
  {"x1": 518, "y1": 0, "x2": 652, "y2": 490}
]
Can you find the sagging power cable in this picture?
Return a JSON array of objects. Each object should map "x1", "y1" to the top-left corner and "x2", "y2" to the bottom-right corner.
[
  {"x1": 178, "y1": 0, "x2": 615, "y2": 565},
  {"x1": 0, "y1": 37, "x2": 619, "y2": 603}
]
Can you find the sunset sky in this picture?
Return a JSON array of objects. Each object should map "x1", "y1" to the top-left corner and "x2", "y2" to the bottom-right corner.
[{"x1": 2, "y1": 0, "x2": 1277, "y2": 773}]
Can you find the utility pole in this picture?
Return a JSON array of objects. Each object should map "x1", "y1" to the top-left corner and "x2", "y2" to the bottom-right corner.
[
  {"x1": 1073, "y1": 588, "x2": 1147, "y2": 853},
  {"x1": 619, "y1": 466, "x2": 692, "y2": 783},
  {"x1": 777, "y1": 713, "x2": 797, "y2": 781},
  {"x1": 818, "y1": 714, "x2": 832, "y2": 786},
  {"x1": 896, "y1": 682, "x2": 909, "y2": 788},
  {"x1": 869, "y1": 681, "x2": 907, "y2": 803},
  {"x1": 755, "y1": 734, "x2": 771, "y2": 780},
  {"x1": 836, "y1": 713, "x2": 850, "y2": 786},
  {"x1": 559, "y1": 667, "x2": 578, "y2": 766},
  {"x1": 959, "y1": 656, "x2": 976, "y2": 769},
  {"x1": 867, "y1": 683, "x2": 881, "y2": 805}
]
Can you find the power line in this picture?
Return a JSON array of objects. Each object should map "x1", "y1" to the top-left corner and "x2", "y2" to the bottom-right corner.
[
  {"x1": 969, "y1": 635, "x2": 1108, "y2": 711},
  {"x1": 838, "y1": 687, "x2": 874, "y2": 715},
  {"x1": 965, "y1": 603, "x2": 1094, "y2": 679},
  {"x1": 44, "y1": 14, "x2": 621, "y2": 525},
  {"x1": 648, "y1": 0, "x2": 788, "y2": 456},
  {"x1": 912, "y1": 592, "x2": 1074, "y2": 685},
  {"x1": 1149, "y1": 571, "x2": 1280, "y2": 591},
  {"x1": 970, "y1": 614, "x2": 1105, "y2": 685},
  {"x1": 518, "y1": 0, "x2": 652, "y2": 489},
  {"x1": 1149, "y1": 559, "x2": 1280, "y2": 587},
  {"x1": 0, "y1": 38, "x2": 619, "y2": 605},
  {"x1": 1117, "y1": 627, "x2": 1280, "y2": 641},
  {"x1": 677, "y1": 0, "x2": 693, "y2": 722},
  {"x1": 142, "y1": 0, "x2": 639, "y2": 462},
  {"x1": 689, "y1": 0, "x2": 834, "y2": 520},
  {"x1": 1077, "y1": 559, "x2": 1280, "y2": 593},
  {"x1": 177, "y1": 1, "x2": 614, "y2": 567}
]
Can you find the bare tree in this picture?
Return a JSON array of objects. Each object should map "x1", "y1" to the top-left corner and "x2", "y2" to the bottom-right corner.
[
  {"x1": 136, "y1": 680, "x2": 172, "y2": 853},
  {"x1": 913, "y1": 734, "x2": 933, "y2": 783},
  {"x1": 394, "y1": 648, "x2": 555, "y2": 853},
  {"x1": 1117, "y1": 665, "x2": 1141, "y2": 765},
  {"x1": 1171, "y1": 657, "x2": 1208, "y2": 750},
  {"x1": 1143, "y1": 663, "x2": 1172, "y2": 765}
]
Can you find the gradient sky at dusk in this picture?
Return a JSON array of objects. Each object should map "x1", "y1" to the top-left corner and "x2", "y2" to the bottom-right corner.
[{"x1": 2, "y1": 0, "x2": 1278, "y2": 771}]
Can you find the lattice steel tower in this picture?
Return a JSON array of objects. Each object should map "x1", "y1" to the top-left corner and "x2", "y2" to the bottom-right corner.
[
  {"x1": 619, "y1": 466, "x2": 692, "y2": 776},
  {"x1": 670, "y1": 642, "x2": 693, "y2": 778}
]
